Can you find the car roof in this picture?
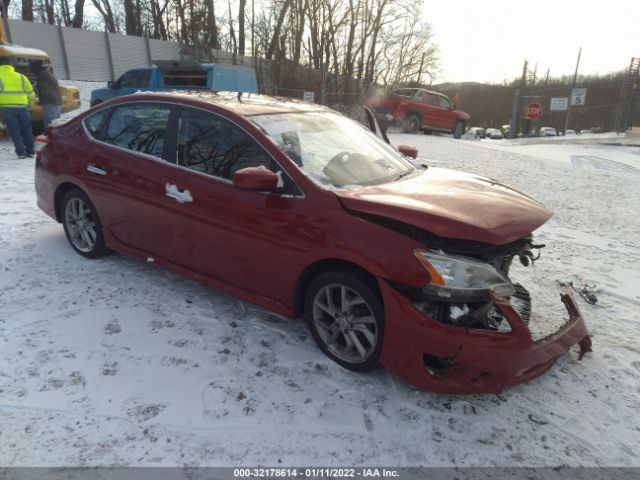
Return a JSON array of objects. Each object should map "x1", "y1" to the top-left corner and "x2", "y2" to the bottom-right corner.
[
  {"x1": 114, "y1": 90, "x2": 333, "y2": 117},
  {"x1": 392, "y1": 88, "x2": 445, "y2": 97}
]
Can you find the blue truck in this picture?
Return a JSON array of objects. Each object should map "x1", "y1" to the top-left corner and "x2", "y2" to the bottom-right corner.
[{"x1": 90, "y1": 60, "x2": 258, "y2": 106}]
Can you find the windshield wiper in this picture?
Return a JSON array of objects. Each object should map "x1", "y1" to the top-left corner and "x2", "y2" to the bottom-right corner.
[{"x1": 394, "y1": 167, "x2": 417, "y2": 182}]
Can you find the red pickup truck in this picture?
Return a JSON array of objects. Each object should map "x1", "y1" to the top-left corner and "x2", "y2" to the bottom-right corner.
[{"x1": 364, "y1": 88, "x2": 470, "y2": 138}]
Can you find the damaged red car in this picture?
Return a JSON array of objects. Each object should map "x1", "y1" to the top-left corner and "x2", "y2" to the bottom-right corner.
[{"x1": 34, "y1": 92, "x2": 591, "y2": 394}]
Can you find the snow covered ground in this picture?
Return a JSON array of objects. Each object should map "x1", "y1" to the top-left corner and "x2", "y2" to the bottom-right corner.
[{"x1": 1, "y1": 83, "x2": 639, "y2": 467}]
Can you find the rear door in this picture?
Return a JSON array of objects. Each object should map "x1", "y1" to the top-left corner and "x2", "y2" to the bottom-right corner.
[
  {"x1": 79, "y1": 102, "x2": 178, "y2": 252},
  {"x1": 421, "y1": 92, "x2": 440, "y2": 128}
]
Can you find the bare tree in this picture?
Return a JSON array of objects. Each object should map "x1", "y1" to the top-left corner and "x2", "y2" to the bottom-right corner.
[
  {"x1": 90, "y1": 0, "x2": 116, "y2": 32},
  {"x1": 22, "y1": 0, "x2": 33, "y2": 21},
  {"x1": 237, "y1": 0, "x2": 245, "y2": 55},
  {"x1": 265, "y1": 0, "x2": 293, "y2": 60}
]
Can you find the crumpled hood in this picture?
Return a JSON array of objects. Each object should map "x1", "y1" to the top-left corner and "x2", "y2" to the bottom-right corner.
[{"x1": 335, "y1": 167, "x2": 552, "y2": 245}]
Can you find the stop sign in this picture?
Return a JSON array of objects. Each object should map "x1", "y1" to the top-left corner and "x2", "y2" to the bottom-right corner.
[{"x1": 526, "y1": 102, "x2": 543, "y2": 120}]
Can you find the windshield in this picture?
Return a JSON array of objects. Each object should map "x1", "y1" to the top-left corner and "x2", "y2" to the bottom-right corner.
[{"x1": 250, "y1": 111, "x2": 414, "y2": 188}]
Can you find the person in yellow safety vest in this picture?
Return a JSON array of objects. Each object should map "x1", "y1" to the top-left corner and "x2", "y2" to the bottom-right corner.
[{"x1": 0, "y1": 56, "x2": 35, "y2": 158}]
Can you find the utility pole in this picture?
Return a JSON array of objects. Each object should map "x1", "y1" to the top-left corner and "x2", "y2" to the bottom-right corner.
[
  {"x1": 509, "y1": 59, "x2": 528, "y2": 139},
  {"x1": 564, "y1": 47, "x2": 582, "y2": 134}
]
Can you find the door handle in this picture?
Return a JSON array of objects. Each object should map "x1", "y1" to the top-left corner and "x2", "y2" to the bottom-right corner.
[
  {"x1": 87, "y1": 164, "x2": 107, "y2": 175},
  {"x1": 165, "y1": 183, "x2": 193, "y2": 204}
]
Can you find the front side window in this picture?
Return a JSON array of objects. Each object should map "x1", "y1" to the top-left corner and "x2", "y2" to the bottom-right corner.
[
  {"x1": 177, "y1": 109, "x2": 273, "y2": 180},
  {"x1": 104, "y1": 104, "x2": 171, "y2": 158},
  {"x1": 438, "y1": 96, "x2": 452, "y2": 109},
  {"x1": 427, "y1": 94, "x2": 439, "y2": 106},
  {"x1": 118, "y1": 70, "x2": 149, "y2": 88},
  {"x1": 251, "y1": 112, "x2": 414, "y2": 188}
]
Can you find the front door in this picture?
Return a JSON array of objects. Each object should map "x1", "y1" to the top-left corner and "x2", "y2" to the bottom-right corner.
[{"x1": 143, "y1": 107, "x2": 302, "y2": 303}]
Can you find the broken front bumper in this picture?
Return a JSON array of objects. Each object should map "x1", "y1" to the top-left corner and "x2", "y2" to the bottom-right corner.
[{"x1": 379, "y1": 282, "x2": 592, "y2": 394}]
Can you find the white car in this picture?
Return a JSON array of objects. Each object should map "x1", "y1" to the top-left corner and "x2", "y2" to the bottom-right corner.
[
  {"x1": 540, "y1": 127, "x2": 557, "y2": 137},
  {"x1": 486, "y1": 128, "x2": 503, "y2": 139}
]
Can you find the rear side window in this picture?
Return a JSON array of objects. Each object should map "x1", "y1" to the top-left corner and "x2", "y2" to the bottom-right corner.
[
  {"x1": 84, "y1": 108, "x2": 110, "y2": 139},
  {"x1": 104, "y1": 104, "x2": 171, "y2": 159},
  {"x1": 427, "y1": 94, "x2": 439, "y2": 106},
  {"x1": 177, "y1": 109, "x2": 273, "y2": 180}
]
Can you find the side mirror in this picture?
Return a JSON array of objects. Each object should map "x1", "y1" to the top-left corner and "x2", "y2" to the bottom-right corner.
[
  {"x1": 232, "y1": 167, "x2": 279, "y2": 191},
  {"x1": 398, "y1": 144, "x2": 418, "y2": 159},
  {"x1": 107, "y1": 80, "x2": 118, "y2": 89},
  {"x1": 449, "y1": 105, "x2": 457, "y2": 110}
]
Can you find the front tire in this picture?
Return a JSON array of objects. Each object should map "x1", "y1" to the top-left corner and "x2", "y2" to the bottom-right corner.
[
  {"x1": 453, "y1": 120, "x2": 464, "y2": 139},
  {"x1": 304, "y1": 270, "x2": 384, "y2": 371},
  {"x1": 61, "y1": 189, "x2": 111, "y2": 259}
]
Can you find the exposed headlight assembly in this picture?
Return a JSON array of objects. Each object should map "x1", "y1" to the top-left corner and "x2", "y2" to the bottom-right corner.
[{"x1": 414, "y1": 249, "x2": 515, "y2": 302}]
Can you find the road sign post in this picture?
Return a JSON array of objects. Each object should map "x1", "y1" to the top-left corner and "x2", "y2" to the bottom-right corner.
[
  {"x1": 564, "y1": 47, "x2": 583, "y2": 134},
  {"x1": 571, "y1": 88, "x2": 587, "y2": 106},
  {"x1": 526, "y1": 102, "x2": 543, "y2": 120}
]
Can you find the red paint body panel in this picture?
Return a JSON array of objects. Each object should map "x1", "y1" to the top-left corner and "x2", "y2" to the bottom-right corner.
[
  {"x1": 34, "y1": 92, "x2": 590, "y2": 394},
  {"x1": 336, "y1": 167, "x2": 553, "y2": 245}
]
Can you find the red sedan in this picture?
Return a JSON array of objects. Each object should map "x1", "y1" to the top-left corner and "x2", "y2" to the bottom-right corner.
[{"x1": 34, "y1": 92, "x2": 591, "y2": 393}]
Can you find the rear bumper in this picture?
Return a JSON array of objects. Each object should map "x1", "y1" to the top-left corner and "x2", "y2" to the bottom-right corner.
[{"x1": 379, "y1": 282, "x2": 591, "y2": 394}]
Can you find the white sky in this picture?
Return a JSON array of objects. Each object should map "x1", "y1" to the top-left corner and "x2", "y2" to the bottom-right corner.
[{"x1": 423, "y1": 0, "x2": 640, "y2": 83}]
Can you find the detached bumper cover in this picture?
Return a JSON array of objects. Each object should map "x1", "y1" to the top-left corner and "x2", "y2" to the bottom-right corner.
[{"x1": 379, "y1": 283, "x2": 591, "y2": 394}]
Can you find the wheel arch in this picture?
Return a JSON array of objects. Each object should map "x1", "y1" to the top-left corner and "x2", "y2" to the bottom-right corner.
[
  {"x1": 293, "y1": 258, "x2": 382, "y2": 318},
  {"x1": 53, "y1": 182, "x2": 86, "y2": 222}
]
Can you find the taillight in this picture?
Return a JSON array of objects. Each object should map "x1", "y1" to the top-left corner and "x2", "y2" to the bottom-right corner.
[{"x1": 35, "y1": 135, "x2": 49, "y2": 154}]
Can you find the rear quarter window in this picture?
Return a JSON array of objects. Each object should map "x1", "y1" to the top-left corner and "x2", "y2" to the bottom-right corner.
[{"x1": 83, "y1": 108, "x2": 110, "y2": 140}]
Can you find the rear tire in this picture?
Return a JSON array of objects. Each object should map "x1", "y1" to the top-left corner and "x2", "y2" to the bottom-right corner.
[
  {"x1": 453, "y1": 121, "x2": 464, "y2": 139},
  {"x1": 304, "y1": 270, "x2": 384, "y2": 372},
  {"x1": 403, "y1": 114, "x2": 421, "y2": 134},
  {"x1": 61, "y1": 188, "x2": 111, "y2": 259}
]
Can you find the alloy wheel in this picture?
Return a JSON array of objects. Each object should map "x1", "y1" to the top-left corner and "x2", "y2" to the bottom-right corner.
[
  {"x1": 312, "y1": 283, "x2": 378, "y2": 364},
  {"x1": 64, "y1": 197, "x2": 97, "y2": 253}
]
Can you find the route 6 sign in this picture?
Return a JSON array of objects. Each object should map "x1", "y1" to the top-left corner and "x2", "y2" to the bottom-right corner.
[{"x1": 571, "y1": 88, "x2": 587, "y2": 106}]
